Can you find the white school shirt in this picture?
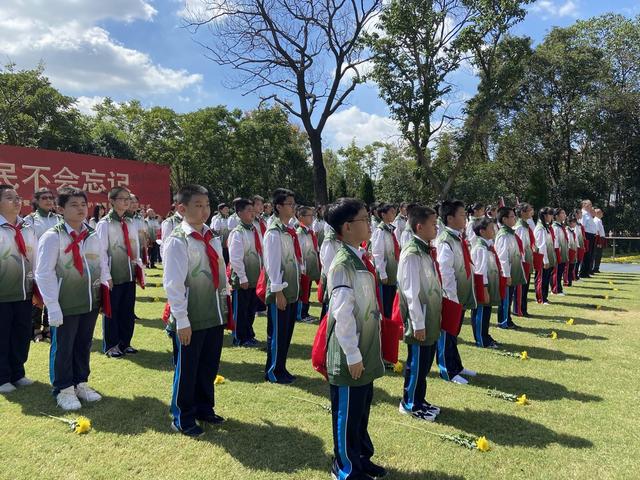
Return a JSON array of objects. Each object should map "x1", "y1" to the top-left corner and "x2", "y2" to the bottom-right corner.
[
  {"x1": 594, "y1": 217, "x2": 605, "y2": 237},
  {"x1": 371, "y1": 223, "x2": 393, "y2": 281},
  {"x1": 399, "y1": 236, "x2": 432, "y2": 331},
  {"x1": 392, "y1": 215, "x2": 407, "y2": 245},
  {"x1": 24, "y1": 211, "x2": 61, "y2": 239},
  {"x1": 312, "y1": 218, "x2": 326, "y2": 235},
  {"x1": 472, "y1": 238, "x2": 493, "y2": 284},
  {"x1": 465, "y1": 220, "x2": 477, "y2": 245},
  {"x1": 534, "y1": 226, "x2": 549, "y2": 264},
  {"x1": 580, "y1": 209, "x2": 597, "y2": 234},
  {"x1": 263, "y1": 224, "x2": 288, "y2": 293},
  {"x1": 515, "y1": 223, "x2": 533, "y2": 253},
  {"x1": 0, "y1": 215, "x2": 38, "y2": 300},
  {"x1": 319, "y1": 236, "x2": 340, "y2": 271},
  {"x1": 35, "y1": 222, "x2": 111, "y2": 323},
  {"x1": 228, "y1": 225, "x2": 259, "y2": 285},
  {"x1": 436, "y1": 226, "x2": 461, "y2": 303},
  {"x1": 400, "y1": 227, "x2": 413, "y2": 248},
  {"x1": 331, "y1": 244, "x2": 366, "y2": 365},
  {"x1": 160, "y1": 213, "x2": 183, "y2": 258},
  {"x1": 495, "y1": 229, "x2": 518, "y2": 278},
  {"x1": 163, "y1": 222, "x2": 227, "y2": 329}
]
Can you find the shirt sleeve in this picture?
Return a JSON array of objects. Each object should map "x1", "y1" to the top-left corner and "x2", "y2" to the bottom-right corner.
[
  {"x1": 472, "y1": 247, "x2": 488, "y2": 284},
  {"x1": 330, "y1": 265, "x2": 361, "y2": 365},
  {"x1": 371, "y1": 228, "x2": 388, "y2": 280},
  {"x1": 436, "y1": 242, "x2": 458, "y2": 303},
  {"x1": 320, "y1": 239, "x2": 337, "y2": 271},
  {"x1": 535, "y1": 228, "x2": 549, "y2": 264},
  {"x1": 35, "y1": 231, "x2": 62, "y2": 322},
  {"x1": 264, "y1": 229, "x2": 287, "y2": 292},
  {"x1": 400, "y1": 254, "x2": 425, "y2": 332},
  {"x1": 228, "y1": 229, "x2": 247, "y2": 284},
  {"x1": 495, "y1": 235, "x2": 511, "y2": 277},
  {"x1": 163, "y1": 236, "x2": 190, "y2": 329}
]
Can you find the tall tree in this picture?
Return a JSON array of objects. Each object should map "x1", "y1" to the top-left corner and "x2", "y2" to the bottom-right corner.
[
  {"x1": 185, "y1": 0, "x2": 382, "y2": 203},
  {"x1": 366, "y1": 0, "x2": 532, "y2": 199}
]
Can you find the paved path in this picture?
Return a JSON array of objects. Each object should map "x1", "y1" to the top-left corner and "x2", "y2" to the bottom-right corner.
[{"x1": 600, "y1": 262, "x2": 640, "y2": 274}]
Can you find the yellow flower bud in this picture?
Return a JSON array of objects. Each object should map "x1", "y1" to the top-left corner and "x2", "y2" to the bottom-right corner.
[
  {"x1": 550, "y1": 331, "x2": 558, "y2": 340},
  {"x1": 566, "y1": 318, "x2": 574, "y2": 325},
  {"x1": 393, "y1": 361, "x2": 404, "y2": 374},
  {"x1": 476, "y1": 436, "x2": 491, "y2": 452},
  {"x1": 74, "y1": 417, "x2": 92, "y2": 434},
  {"x1": 214, "y1": 375, "x2": 225, "y2": 384},
  {"x1": 520, "y1": 351, "x2": 528, "y2": 360},
  {"x1": 516, "y1": 394, "x2": 528, "y2": 405}
]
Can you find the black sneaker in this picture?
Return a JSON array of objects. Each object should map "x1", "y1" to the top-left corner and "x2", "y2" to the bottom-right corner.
[
  {"x1": 284, "y1": 370, "x2": 297, "y2": 381},
  {"x1": 171, "y1": 422, "x2": 204, "y2": 438},
  {"x1": 105, "y1": 346, "x2": 125, "y2": 358},
  {"x1": 197, "y1": 412, "x2": 225, "y2": 424},
  {"x1": 331, "y1": 460, "x2": 375, "y2": 480},
  {"x1": 398, "y1": 402, "x2": 436, "y2": 422},
  {"x1": 420, "y1": 402, "x2": 441, "y2": 415},
  {"x1": 362, "y1": 461, "x2": 388, "y2": 479},
  {"x1": 123, "y1": 346, "x2": 138, "y2": 354},
  {"x1": 264, "y1": 375, "x2": 293, "y2": 384}
]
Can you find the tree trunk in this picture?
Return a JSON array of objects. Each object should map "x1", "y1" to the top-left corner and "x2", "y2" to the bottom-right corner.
[{"x1": 309, "y1": 132, "x2": 328, "y2": 205}]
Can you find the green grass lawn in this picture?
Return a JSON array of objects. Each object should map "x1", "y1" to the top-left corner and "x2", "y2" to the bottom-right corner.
[{"x1": 2, "y1": 269, "x2": 639, "y2": 480}]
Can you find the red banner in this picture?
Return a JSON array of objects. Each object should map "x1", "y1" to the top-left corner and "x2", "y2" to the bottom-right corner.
[{"x1": 0, "y1": 145, "x2": 171, "y2": 216}]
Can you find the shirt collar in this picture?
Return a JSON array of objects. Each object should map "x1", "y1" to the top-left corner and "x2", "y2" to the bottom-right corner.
[
  {"x1": 181, "y1": 220, "x2": 211, "y2": 237},
  {"x1": 0, "y1": 214, "x2": 22, "y2": 226},
  {"x1": 445, "y1": 226, "x2": 462, "y2": 237},
  {"x1": 346, "y1": 243, "x2": 365, "y2": 260},
  {"x1": 63, "y1": 222, "x2": 88, "y2": 235}
]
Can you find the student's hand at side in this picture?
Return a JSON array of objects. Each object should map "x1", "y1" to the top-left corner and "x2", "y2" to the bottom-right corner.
[
  {"x1": 276, "y1": 291, "x2": 287, "y2": 311},
  {"x1": 483, "y1": 287, "x2": 490, "y2": 305},
  {"x1": 414, "y1": 329, "x2": 426, "y2": 342},
  {"x1": 177, "y1": 326, "x2": 192, "y2": 346},
  {"x1": 506, "y1": 277, "x2": 512, "y2": 286},
  {"x1": 107, "y1": 280, "x2": 113, "y2": 290},
  {"x1": 240, "y1": 282, "x2": 249, "y2": 290},
  {"x1": 544, "y1": 263, "x2": 550, "y2": 270},
  {"x1": 380, "y1": 277, "x2": 388, "y2": 285},
  {"x1": 348, "y1": 361, "x2": 365, "y2": 380}
]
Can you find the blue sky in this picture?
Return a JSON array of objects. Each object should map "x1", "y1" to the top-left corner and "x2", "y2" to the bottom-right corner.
[{"x1": 1, "y1": 0, "x2": 639, "y2": 149}]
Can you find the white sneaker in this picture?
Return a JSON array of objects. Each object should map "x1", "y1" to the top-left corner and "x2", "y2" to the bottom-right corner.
[
  {"x1": 461, "y1": 368, "x2": 477, "y2": 377},
  {"x1": 57, "y1": 386, "x2": 82, "y2": 411},
  {"x1": 557, "y1": 293, "x2": 566, "y2": 296},
  {"x1": 13, "y1": 377, "x2": 34, "y2": 387},
  {"x1": 451, "y1": 375, "x2": 468, "y2": 385},
  {"x1": 76, "y1": 383, "x2": 102, "y2": 402},
  {"x1": 0, "y1": 382, "x2": 16, "y2": 393}
]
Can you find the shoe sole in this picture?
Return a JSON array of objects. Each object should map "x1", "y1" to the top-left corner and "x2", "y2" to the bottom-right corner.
[{"x1": 399, "y1": 404, "x2": 436, "y2": 422}]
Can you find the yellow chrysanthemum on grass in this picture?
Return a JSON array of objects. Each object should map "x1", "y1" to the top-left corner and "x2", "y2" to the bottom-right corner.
[
  {"x1": 476, "y1": 436, "x2": 491, "y2": 452},
  {"x1": 608, "y1": 281, "x2": 614, "y2": 285},
  {"x1": 214, "y1": 375, "x2": 225, "y2": 384},
  {"x1": 550, "y1": 331, "x2": 558, "y2": 340},
  {"x1": 566, "y1": 318, "x2": 574, "y2": 325},
  {"x1": 516, "y1": 394, "x2": 528, "y2": 406},
  {"x1": 393, "y1": 361, "x2": 404, "y2": 374},
  {"x1": 520, "y1": 351, "x2": 528, "y2": 360},
  {"x1": 74, "y1": 417, "x2": 92, "y2": 434},
  {"x1": 596, "y1": 305, "x2": 602, "y2": 310}
]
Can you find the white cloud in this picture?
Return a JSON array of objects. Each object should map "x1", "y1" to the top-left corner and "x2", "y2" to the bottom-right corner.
[
  {"x1": 531, "y1": 1, "x2": 580, "y2": 20},
  {"x1": 0, "y1": 0, "x2": 202, "y2": 97},
  {"x1": 325, "y1": 106, "x2": 400, "y2": 149},
  {"x1": 74, "y1": 96, "x2": 105, "y2": 116}
]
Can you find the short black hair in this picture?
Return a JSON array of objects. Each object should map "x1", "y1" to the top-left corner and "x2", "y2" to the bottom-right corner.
[
  {"x1": 467, "y1": 202, "x2": 484, "y2": 215},
  {"x1": 0, "y1": 184, "x2": 16, "y2": 197},
  {"x1": 218, "y1": 203, "x2": 229, "y2": 211},
  {"x1": 233, "y1": 197, "x2": 253, "y2": 213},
  {"x1": 409, "y1": 206, "x2": 436, "y2": 232},
  {"x1": 57, "y1": 187, "x2": 87, "y2": 208},
  {"x1": 377, "y1": 203, "x2": 396, "y2": 215},
  {"x1": 108, "y1": 186, "x2": 129, "y2": 202},
  {"x1": 516, "y1": 202, "x2": 532, "y2": 217},
  {"x1": 327, "y1": 198, "x2": 366, "y2": 236},
  {"x1": 439, "y1": 200, "x2": 465, "y2": 226},
  {"x1": 567, "y1": 214, "x2": 577, "y2": 224},
  {"x1": 553, "y1": 207, "x2": 565, "y2": 218},
  {"x1": 473, "y1": 217, "x2": 495, "y2": 236},
  {"x1": 176, "y1": 184, "x2": 209, "y2": 205},
  {"x1": 252, "y1": 195, "x2": 264, "y2": 204},
  {"x1": 34, "y1": 187, "x2": 55, "y2": 201},
  {"x1": 272, "y1": 188, "x2": 295, "y2": 216},
  {"x1": 497, "y1": 206, "x2": 514, "y2": 224},
  {"x1": 400, "y1": 201, "x2": 409, "y2": 209},
  {"x1": 538, "y1": 207, "x2": 553, "y2": 225},
  {"x1": 296, "y1": 205, "x2": 314, "y2": 217}
]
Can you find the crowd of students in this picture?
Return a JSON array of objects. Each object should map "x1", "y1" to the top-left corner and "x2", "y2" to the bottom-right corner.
[{"x1": 0, "y1": 182, "x2": 608, "y2": 480}]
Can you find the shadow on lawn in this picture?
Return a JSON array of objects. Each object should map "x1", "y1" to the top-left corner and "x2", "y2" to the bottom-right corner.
[
  {"x1": 528, "y1": 314, "x2": 618, "y2": 327},
  {"x1": 565, "y1": 292, "x2": 631, "y2": 300},
  {"x1": 440, "y1": 408, "x2": 593, "y2": 449},
  {"x1": 514, "y1": 326, "x2": 608, "y2": 341},
  {"x1": 469, "y1": 373, "x2": 603, "y2": 403},
  {"x1": 459, "y1": 339, "x2": 592, "y2": 362},
  {"x1": 544, "y1": 301, "x2": 627, "y2": 312},
  {"x1": 386, "y1": 470, "x2": 464, "y2": 480}
]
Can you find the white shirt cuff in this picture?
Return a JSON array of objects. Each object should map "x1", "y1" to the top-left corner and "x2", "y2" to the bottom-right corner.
[
  {"x1": 239, "y1": 275, "x2": 249, "y2": 284},
  {"x1": 269, "y1": 281, "x2": 288, "y2": 292},
  {"x1": 345, "y1": 350, "x2": 363, "y2": 366},
  {"x1": 174, "y1": 314, "x2": 191, "y2": 330}
]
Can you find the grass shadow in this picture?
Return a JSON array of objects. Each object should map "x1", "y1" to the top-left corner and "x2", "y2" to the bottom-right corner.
[
  {"x1": 527, "y1": 314, "x2": 617, "y2": 327},
  {"x1": 546, "y1": 301, "x2": 627, "y2": 312},
  {"x1": 386, "y1": 470, "x2": 465, "y2": 480},
  {"x1": 564, "y1": 292, "x2": 631, "y2": 300},
  {"x1": 441, "y1": 408, "x2": 593, "y2": 449},
  {"x1": 470, "y1": 373, "x2": 603, "y2": 402},
  {"x1": 514, "y1": 326, "x2": 608, "y2": 341},
  {"x1": 460, "y1": 339, "x2": 592, "y2": 362}
]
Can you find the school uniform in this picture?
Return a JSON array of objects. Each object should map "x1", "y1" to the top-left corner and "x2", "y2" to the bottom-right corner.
[
  {"x1": 399, "y1": 221, "x2": 413, "y2": 249},
  {"x1": 397, "y1": 236, "x2": 442, "y2": 411},
  {"x1": 465, "y1": 216, "x2": 481, "y2": 246},
  {"x1": 296, "y1": 224, "x2": 320, "y2": 320},
  {"x1": 326, "y1": 244, "x2": 385, "y2": 479},
  {"x1": 514, "y1": 219, "x2": 535, "y2": 316},
  {"x1": 470, "y1": 238, "x2": 501, "y2": 347},
  {"x1": 160, "y1": 212, "x2": 183, "y2": 259},
  {"x1": 534, "y1": 221, "x2": 556, "y2": 304},
  {"x1": 36, "y1": 223, "x2": 110, "y2": 394},
  {"x1": 565, "y1": 226, "x2": 578, "y2": 286},
  {"x1": 392, "y1": 213, "x2": 407, "y2": 247},
  {"x1": 579, "y1": 210, "x2": 597, "y2": 277},
  {"x1": 319, "y1": 226, "x2": 341, "y2": 320},
  {"x1": 145, "y1": 216, "x2": 161, "y2": 267},
  {"x1": 263, "y1": 217, "x2": 302, "y2": 383},
  {"x1": 312, "y1": 217, "x2": 326, "y2": 247},
  {"x1": 371, "y1": 222, "x2": 399, "y2": 319},
  {"x1": 164, "y1": 222, "x2": 228, "y2": 431},
  {"x1": 495, "y1": 225, "x2": 526, "y2": 328},
  {"x1": 96, "y1": 210, "x2": 141, "y2": 355},
  {"x1": 0, "y1": 216, "x2": 38, "y2": 387},
  {"x1": 551, "y1": 221, "x2": 569, "y2": 294},
  {"x1": 211, "y1": 213, "x2": 231, "y2": 264},
  {"x1": 436, "y1": 227, "x2": 476, "y2": 380},
  {"x1": 24, "y1": 209, "x2": 61, "y2": 337},
  {"x1": 228, "y1": 221, "x2": 262, "y2": 346},
  {"x1": 593, "y1": 217, "x2": 605, "y2": 273},
  {"x1": 574, "y1": 223, "x2": 585, "y2": 281}
]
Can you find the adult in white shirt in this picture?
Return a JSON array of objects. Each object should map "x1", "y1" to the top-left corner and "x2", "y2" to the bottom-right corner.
[
  {"x1": 593, "y1": 208, "x2": 606, "y2": 273},
  {"x1": 579, "y1": 199, "x2": 597, "y2": 277}
]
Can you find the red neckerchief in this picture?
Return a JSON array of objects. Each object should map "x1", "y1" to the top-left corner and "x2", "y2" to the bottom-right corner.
[
  {"x1": 65, "y1": 229, "x2": 89, "y2": 275},
  {"x1": 361, "y1": 252, "x2": 383, "y2": 313},
  {"x1": 190, "y1": 230, "x2": 220, "y2": 289},
  {"x1": 285, "y1": 226, "x2": 302, "y2": 262},
  {"x1": 258, "y1": 218, "x2": 267, "y2": 236},
  {"x1": 385, "y1": 224, "x2": 400, "y2": 260},
  {"x1": 252, "y1": 226, "x2": 263, "y2": 257},
  {"x1": 489, "y1": 245, "x2": 504, "y2": 277},
  {"x1": 4, "y1": 223, "x2": 27, "y2": 257},
  {"x1": 120, "y1": 219, "x2": 134, "y2": 260},
  {"x1": 459, "y1": 232, "x2": 472, "y2": 278}
]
